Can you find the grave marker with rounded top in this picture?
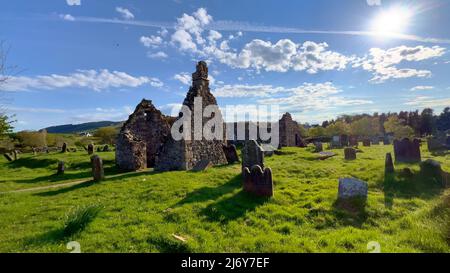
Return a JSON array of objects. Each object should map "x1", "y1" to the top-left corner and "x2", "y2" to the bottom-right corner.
[
  {"x1": 385, "y1": 153, "x2": 395, "y2": 174},
  {"x1": 57, "y1": 161, "x2": 65, "y2": 175},
  {"x1": 91, "y1": 155, "x2": 104, "y2": 182}
]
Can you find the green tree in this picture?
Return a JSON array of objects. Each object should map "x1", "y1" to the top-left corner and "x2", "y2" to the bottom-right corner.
[
  {"x1": 436, "y1": 107, "x2": 450, "y2": 132},
  {"x1": 308, "y1": 126, "x2": 326, "y2": 137},
  {"x1": 384, "y1": 116, "x2": 414, "y2": 139},
  {"x1": 17, "y1": 130, "x2": 47, "y2": 147},
  {"x1": 419, "y1": 108, "x2": 435, "y2": 136},
  {"x1": 94, "y1": 126, "x2": 118, "y2": 145},
  {"x1": 349, "y1": 117, "x2": 378, "y2": 137},
  {"x1": 325, "y1": 120, "x2": 349, "y2": 137}
]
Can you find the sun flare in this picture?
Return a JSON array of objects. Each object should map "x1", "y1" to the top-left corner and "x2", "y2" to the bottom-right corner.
[{"x1": 371, "y1": 6, "x2": 413, "y2": 34}]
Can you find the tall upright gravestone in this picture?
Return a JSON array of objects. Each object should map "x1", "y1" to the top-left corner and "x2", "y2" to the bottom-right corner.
[
  {"x1": 242, "y1": 140, "x2": 264, "y2": 169},
  {"x1": 91, "y1": 155, "x2": 104, "y2": 182},
  {"x1": 393, "y1": 138, "x2": 421, "y2": 163}
]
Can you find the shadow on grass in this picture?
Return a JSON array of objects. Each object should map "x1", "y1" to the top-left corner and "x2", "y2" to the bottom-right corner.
[
  {"x1": 381, "y1": 168, "x2": 443, "y2": 209},
  {"x1": 201, "y1": 191, "x2": 269, "y2": 223},
  {"x1": 23, "y1": 228, "x2": 66, "y2": 247},
  {"x1": 175, "y1": 174, "x2": 242, "y2": 206},
  {"x1": 33, "y1": 181, "x2": 95, "y2": 197},
  {"x1": 332, "y1": 197, "x2": 368, "y2": 228},
  {"x1": 6, "y1": 157, "x2": 58, "y2": 169}
]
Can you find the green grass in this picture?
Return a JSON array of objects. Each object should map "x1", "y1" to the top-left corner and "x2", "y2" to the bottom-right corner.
[{"x1": 0, "y1": 143, "x2": 448, "y2": 253}]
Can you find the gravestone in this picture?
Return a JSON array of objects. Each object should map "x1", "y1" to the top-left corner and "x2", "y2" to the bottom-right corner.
[
  {"x1": 371, "y1": 137, "x2": 380, "y2": 145},
  {"x1": 61, "y1": 142, "x2": 67, "y2": 153},
  {"x1": 393, "y1": 138, "x2": 421, "y2": 163},
  {"x1": 32, "y1": 148, "x2": 37, "y2": 155},
  {"x1": 420, "y1": 159, "x2": 448, "y2": 188},
  {"x1": 87, "y1": 144, "x2": 94, "y2": 155},
  {"x1": 242, "y1": 140, "x2": 264, "y2": 169},
  {"x1": 261, "y1": 144, "x2": 276, "y2": 157},
  {"x1": 331, "y1": 136, "x2": 341, "y2": 148},
  {"x1": 57, "y1": 161, "x2": 65, "y2": 175},
  {"x1": 103, "y1": 145, "x2": 110, "y2": 152},
  {"x1": 344, "y1": 147, "x2": 356, "y2": 160},
  {"x1": 340, "y1": 134, "x2": 349, "y2": 147},
  {"x1": 349, "y1": 136, "x2": 358, "y2": 147},
  {"x1": 314, "y1": 142, "x2": 323, "y2": 153},
  {"x1": 243, "y1": 165, "x2": 273, "y2": 197},
  {"x1": 362, "y1": 139, "x2": 371, "y2": 147},
  {"x1": 222, "y1": 144, "x2": 239, "y2": 164},
  {"x1": 97, "y1": 147, "x2": 102, "y2": 152},
  {"x1": 427, "y1": 137, "x2": 447, "y2": 151},
  {"x1": 91, "y1": 155, "x2": 104, "y2": 182},
  {"x1": 192, "y1": 159, "x2": 213, "y2": 171},
  {"x1": 3, "y1": 153, "x2": 13, "y2": 162},
  {"x1": 13, "y1": 150, "x2": 19, "y2": 160},
  {"x1": 338, "y1": 178, "x2": 368, "y2": 199},
  {"x1": 385, "y1": 153, "x2": 395, "y2": 174},
  {"x1": 318, "y1": 151, "x2": 336, "y2": 160}
]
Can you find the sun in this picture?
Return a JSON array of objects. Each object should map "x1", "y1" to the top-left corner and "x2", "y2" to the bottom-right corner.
[{"x1": 371, "y1": 6, "x2": 413, "y2": 34}]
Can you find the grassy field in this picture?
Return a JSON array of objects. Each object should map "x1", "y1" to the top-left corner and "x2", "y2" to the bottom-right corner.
[{"x1": 0, "y1": 144, "x2": 449, "y2": 253}]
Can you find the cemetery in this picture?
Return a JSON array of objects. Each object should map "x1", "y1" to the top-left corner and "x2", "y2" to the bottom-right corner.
[{"x1": 0, "y1": 62, "x2": 449, "y2": 253}]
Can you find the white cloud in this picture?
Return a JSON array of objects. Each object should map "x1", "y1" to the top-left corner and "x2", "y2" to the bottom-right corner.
[
  {"x1": 140, "y1": 35, "x2": 163, "y2": 48},
  {"x1": 116, "y1": 7, "x2": 135, "y2": 20},
  {"x1": 367, "y1": 0, "x2": 381, "y2": 6},
  {"x1": 173, "y1": 73, "x2": 191, "y2": 85},
  {"x1": 213, "y1": 82, "x2": 372, "y2": 114},
  {"x1": 410, "y1": 86, "x2": 434, "y2": 91},
  {"x1": 405, "y1": 96, "x2": 450, "y2": 108},
  {"x1": 2, "y1": 69, "x2": 163, "y2": 92},
  {"x1": 352, "y1": 45, "x2": 446, "y2": 83},
  {"x1": 59, "y1": 14, "x2": 75, "y2": 21},
  {"x1": 70, "y1": 106, "x2": 133, "y2": 123},
  {"x1": 147, "y1": 51, "x2": 168, "y2": 59},
  {"x1": 171, "y1": 29, "x2": 197, "y2": 51},
  {"x1": 66, "y1": 0, "x2": 81, "y2": 6}
]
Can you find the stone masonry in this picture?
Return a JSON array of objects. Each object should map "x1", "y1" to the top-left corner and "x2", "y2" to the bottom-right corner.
[{"x1": 279, "y1": 113, "x2": 306, "y2": 148}]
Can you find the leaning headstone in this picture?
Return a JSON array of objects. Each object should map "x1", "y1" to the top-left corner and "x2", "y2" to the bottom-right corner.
[
  {"x1": 362, "y1": 139, "x2": 371, "y2": 147},
  {"x1": 91, "y1": 155, "x2": 104, "y2": 182},
  {"x1": 61, "y1": 142, "x2": 67, "y2": 153},
  {"x1": 393, "y1": 138, "x2": 421, "y2": 163},
  {"x1": 420, "y1": 159, "x2": 448, "y2": 188},
  {"x1": 314, "y1": 142, "x2": 323, "y2": 153},
  {"x1": 13, "y1": 150, "x2": 19, "y2": 160},
  {"x1": 57, "y1": 161, "x2": 65, "y2": 175},
  {"x1": 242, "y1": 140, "x2": 264, "y2": 169},
  {"x1": 222, "y1": 144, "x2": 239, "y2": 164},
  {"x1": 87, "y1": 144, "x2": 94, "y2": 155},
  {"x1": 338, "y1": 178, "x2": 368, "y2": 199},
  {"x1": 385, "y1": 153, "x2": 395, "y2": 174},
  {"x1": 3, "y1": 153, "x2": 13, "y2": 162},
  {"x1": 243, "y1": 165, "x2": 273, "y2": 197},
  {"x1": 344, "y1": 147, "x2": 356, "y2": 160},
  {"x1": 192, "y1": 159, "x2": 213, "y2": 172}
]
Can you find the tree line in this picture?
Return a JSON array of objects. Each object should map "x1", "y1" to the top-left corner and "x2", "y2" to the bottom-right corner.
[{"x1": 304, "y1": 108, "x2": 450, "y2": 139}]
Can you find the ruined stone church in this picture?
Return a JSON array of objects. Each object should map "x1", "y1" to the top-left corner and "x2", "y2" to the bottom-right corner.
[{"x1": 116, "y1": 61, "x2": 227, "y2": 172}]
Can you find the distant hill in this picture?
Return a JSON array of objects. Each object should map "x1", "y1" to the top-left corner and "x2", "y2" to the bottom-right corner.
[{"x1": 43, "y1": 121, "x2": 123, "y2": 134}]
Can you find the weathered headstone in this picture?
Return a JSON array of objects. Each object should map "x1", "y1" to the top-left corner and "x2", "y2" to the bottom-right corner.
[
  {"x1": 32, "y1": 148, "x2": 37, "y2": 155},
  {"x1": 57, "y1": 161, "x2": 65, "y2": 175},
  {"x1": 344, "y1": 147, "x2": 356, "y2": 160},
  {"x1": 331, "y1": 135, "x2": 341, "y2": 148},
  {"x1": 420, "y1": 159, "x2": 448, "y2": 188},
  {"x1": 393, "y1": 138, "x2": 421, "y2": 163},
  {"x1": 61, "y1": 142, "x2": 67, "y2": 153},
  {"x1": 87, "y1": 144, "x2": 94, "y2": 155},
  {"x1": 362, "y1": 139, "x2": 371, "y2": 147},
  {"x1": 242, "y1": 140, "x2": 264, "y2": 169},
  {"x1": 427, "y1": 136, "x2": 447, "y2": 152},
  {"x1": 192, "y1": 159, "x2": 213, "y2": 172},
  {"x1": 91, "y1": 155, "x2": 104, "y2": 182},
  {"x1": 103, "y1": 145, "x2": 110, "y2": 152},
  {"x1": 338, "y1": 178, "x2": 368, "y2": 199},
  {"x1": 318, "y1": 151, "x2": 336, "y2": 160},
  {"x1": 222, "y1": 144, "x2": 239, "y2": 164},
  {"x1": 349, "y1": 136, "x2": 358, "y2": 147},
  {"x1": 371, "y1": 137, "x2": 380, "y2": 145},
  {"x1": 3, "y1": 153, "x2": 13, "y2": 162},
  {"x1": 13, "y1": 150, "x2": 19, "y2": 160},
  {"x1": 340, "y1": 134, "x2": 349, "y2": 147},
  {"x1": 385, "y1": 153, "x2": 395, "y2": 174},
  {"x1": 314, "y1": 142, "x2": 323, "y2": 153},
  {"x1": 243, "y1": 165, "x2": 273, "y2": 197}
]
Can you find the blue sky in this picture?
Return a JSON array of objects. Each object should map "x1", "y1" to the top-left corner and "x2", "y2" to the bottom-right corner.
[{"x1": 1, "y1": 0, "x2": 450, "y2": 131}]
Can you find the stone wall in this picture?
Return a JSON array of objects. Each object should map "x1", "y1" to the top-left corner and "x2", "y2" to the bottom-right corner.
[
  {"x1": 155, "y1": 61, "x2": 227, "y2": 171},
  {"x1": 279, "y1": 113, "x2": 306, "y2": 147},
  {"x1": 116, "y1": 99, "x2": 171, "y2": 171}
]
